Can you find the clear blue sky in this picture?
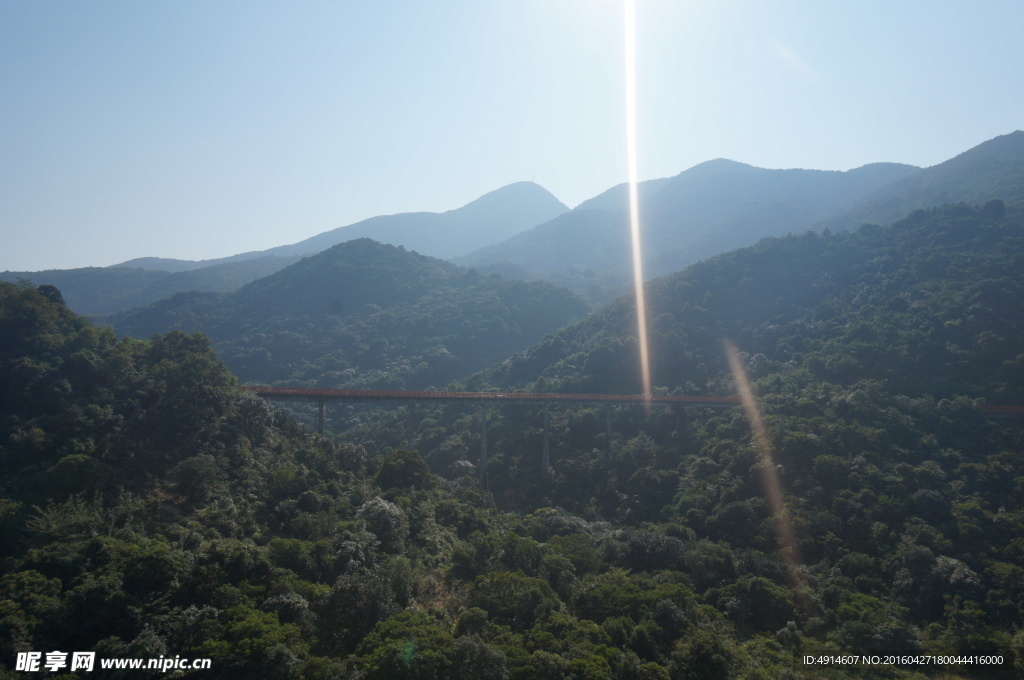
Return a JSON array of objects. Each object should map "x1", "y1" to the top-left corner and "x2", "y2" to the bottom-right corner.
[{"x1": 2, "y1": 0, "x2": 1023, "y2": 271}]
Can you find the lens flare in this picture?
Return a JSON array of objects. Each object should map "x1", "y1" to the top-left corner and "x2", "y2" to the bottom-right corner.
[
  {"x1": 724, "y1": 339, "x2": 805, "y2": 588},
  {"x1": 624, "y1": 0, "x2": 652, "y2": 403}
]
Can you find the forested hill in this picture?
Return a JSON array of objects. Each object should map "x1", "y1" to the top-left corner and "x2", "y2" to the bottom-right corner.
[
  {"x1": 105, "y1": 239, "x2": 591, "y2": 389},
  {"x1": 482, "y1": 200, "x2": 1024, "y2": 404}
]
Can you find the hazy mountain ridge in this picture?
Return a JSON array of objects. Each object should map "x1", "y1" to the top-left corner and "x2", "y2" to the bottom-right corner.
[
  {"x1": 7, "y1": 182, "x2": 567, "y2": 316},
  {"x1": 458, "y1": 133, "x2": 1024, "y2": 305},
  {"x1": 111, "y1": 181, "x2": 569, "y2": 271},
  {"x1": 255, "y1": 181, "x2": 569, "y2": 261},
  {"x1": 11, "y1": 132, "x2": 1024, "y2": 319},
  {"x1": 457, "y1": 158, "x2": 921, "y2": 301}
]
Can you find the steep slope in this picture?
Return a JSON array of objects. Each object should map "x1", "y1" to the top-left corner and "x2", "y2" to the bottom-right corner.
[
  {"x1": 106, "y1": 239, "x2": 591, "y2": 388},
  {"x1": 458, "y1": 159, "x2": 919, "y2": 301}
]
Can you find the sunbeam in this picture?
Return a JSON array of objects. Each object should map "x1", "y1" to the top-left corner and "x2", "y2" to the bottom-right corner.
[
  {"x1": 624, "y1": 0, "x2": 652, "y2": 403},
  {"x1": 724, "y1": 339, "x2": 805, "y2": 590}
]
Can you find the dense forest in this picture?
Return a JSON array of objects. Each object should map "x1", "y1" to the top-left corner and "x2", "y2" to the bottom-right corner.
[{"x1": 2, "y1": 201, "x2": 1024, "y2": 678}]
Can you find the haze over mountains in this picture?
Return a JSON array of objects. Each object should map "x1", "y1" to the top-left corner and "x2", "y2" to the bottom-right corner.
[
  {"x1": 4, "y1": 131, "x2": 1023, "y2": 315},
  {"x1": 459, "y1": 131, "x2": 1024, "y2": 301},
  {"x1": 456, "y1": 159, "x2": 919, "y2": 300},
  {"x1": 117, "y1": 181, "x2": 570, "y2": 271},
  {"x1": 1, "y1": 182, "x2": 568, "y2": 315}
]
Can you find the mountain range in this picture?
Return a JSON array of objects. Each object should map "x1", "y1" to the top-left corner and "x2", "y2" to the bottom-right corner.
[
  {"x1": 457, "y1": 131, "x2": 1024, "y2": 301},
  {"x1": 5, "y1": 131, "x2": 1024, "y2": 316},
  {"x1": 1, "y1": 182, "x2": 567, "y2": 315}
]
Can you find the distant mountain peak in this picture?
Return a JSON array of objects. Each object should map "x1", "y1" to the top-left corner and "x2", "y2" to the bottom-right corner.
[
  {"x1": 454, "y1": 180, "x2": 563, "y2": 207},
  {"x1": 847, "y1": 161, "x2": 920, "y2": 174},
  {"x1": 681, "y1": 158, "x2": 755, "y2": 173},
  {"x1": 443, "y1": 181, "x2": 567, "y2": 217}
]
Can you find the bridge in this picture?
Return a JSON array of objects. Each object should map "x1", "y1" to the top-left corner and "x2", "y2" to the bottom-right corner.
[
  {"x1": 241, "y1": 386, "x2": 742, "y2": 480},
  {"x1": 241, "y1": 386, "x2": 1024, "y2": 481}
]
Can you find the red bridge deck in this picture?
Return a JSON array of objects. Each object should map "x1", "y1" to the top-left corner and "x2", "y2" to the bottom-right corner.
[{"x1": 240, "y1": 386, "x2": 742, "y2": 408}]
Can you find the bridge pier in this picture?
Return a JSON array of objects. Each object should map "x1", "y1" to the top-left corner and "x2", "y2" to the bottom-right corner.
[
  {"x1": 317, "y1": 400, "x2": 325, "y2": 437},
  {"x1": 542, "y1": 408, "x2": 550, "y2": 479},
  {"x1": 479, "y1": 409, "x2": 488, "y2": 483},
  {"x1": 406, "y1": 405, "x2": 417, "y2": 450},
  {"x1": 606, "y1": 407, "x2": 613, "y2": 451}
]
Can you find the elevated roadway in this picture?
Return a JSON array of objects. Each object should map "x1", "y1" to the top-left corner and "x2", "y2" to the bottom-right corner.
[{"x1": 240, "y1": 386, "x2": 741, "y2": 408}]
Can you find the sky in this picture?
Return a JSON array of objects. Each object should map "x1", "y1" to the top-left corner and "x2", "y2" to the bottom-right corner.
[{"x1": 2, "y1": 0, "x2": 1023, "y2": 272}]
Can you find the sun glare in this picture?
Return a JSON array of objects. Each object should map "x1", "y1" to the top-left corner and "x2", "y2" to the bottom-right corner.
[{"x1": 624, "y1": 0, "x2": 652, "y2": 402}]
